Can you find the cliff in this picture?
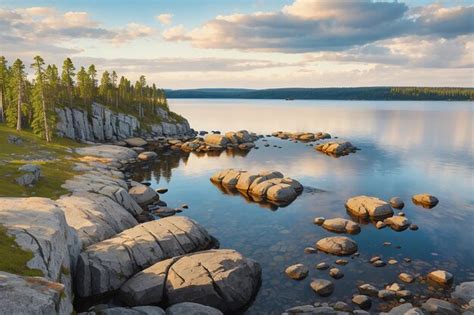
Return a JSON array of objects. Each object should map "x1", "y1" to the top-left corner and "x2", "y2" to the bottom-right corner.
[{"x1": 56, "y1": 102, "x2": 193, "y2": 142}]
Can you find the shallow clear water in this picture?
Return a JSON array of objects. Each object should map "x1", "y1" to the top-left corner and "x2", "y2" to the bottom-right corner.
[{"x1": 132, "y1": 99, "x2": 473, "y2": 314}]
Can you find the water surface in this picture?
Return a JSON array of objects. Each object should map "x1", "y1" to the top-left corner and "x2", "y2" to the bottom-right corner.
[{"x1": 132, "y1": 99, "x2": 473, "y2": 314}]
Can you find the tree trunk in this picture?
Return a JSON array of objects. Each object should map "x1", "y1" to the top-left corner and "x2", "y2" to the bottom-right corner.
[
  {"x1": 41, "y1": 88, "x2": 51, "y2": 142},
  {"x1": 16, "y1": 81, "x2": 22, "y2": 131},
  {"x1": 0, "y1": 88, "x2": 4, "y2": 122}
]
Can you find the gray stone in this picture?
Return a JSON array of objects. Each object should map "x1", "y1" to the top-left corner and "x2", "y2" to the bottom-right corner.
[
  {"x1": 119, "y1": 249, "x2": 260, "y2": 313},
  {"x1": 76, "y1": 145, "x2": 138, "y2": 161},
  {"x1": 153, "y1": 207, "x2": 176, "y2": 218},
  {"x1": 76, "y1": 216, "x2": 215, "y2": 298},
  {"x1": 315, "y1": 141, "x2": 356, "y2": 156},
  {"x1": 16, "y1": 164, "x2": 41, "y2": 185},
  {"x1": 378, "y1": 290, "x2": 397, "y2": 300},
  {"x1": 315, "y1": 262, "x2": 329, "y2": 270},
  {"x1": 314, "y1": 217, "x2": 326, "y2": 225},
  {"x1": 322, "y1": 218, "x2": 360, "y2": 234},
  {"x1": 352, "y1": 294, "x2": 371, "y2": 309},
  {"x1": 452, "y1": 281, "x2": 474, "y2": 304},
  {"x1": 138, "y1": 151, "x2": 157, "y2": 161},
  {"x1": 390, "y1": 197, "x2": 405, "y2": 209},
  {"x1": 422, "y1": 298, "x2": 458, "y2": 314},
  {"x1": 358, "y1": 284, "x2": 379, "y2": 297},
  {"x1": 124, "y1": 137, "x2": 147, "y2": 147},
  {"x1": 129, "y1": 183, "x2": 159, "y2": 206},
  {"x1": 165, "y1": 302, "x2": 223, "y2": 315},
  {"x1": 329, "y1": 268, "x2": 344, "y2": 279}
]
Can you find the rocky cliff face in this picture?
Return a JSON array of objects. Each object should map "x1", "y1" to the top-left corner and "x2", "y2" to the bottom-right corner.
[{"x1": 56, "y1": 102, "x2": 193, "y2": 142}]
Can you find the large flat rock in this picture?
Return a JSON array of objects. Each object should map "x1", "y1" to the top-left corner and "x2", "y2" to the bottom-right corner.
[
  {"x1": 76, "y1": 145, "x2": 137, "y2": 161},
  {"x1": 62, "y1": 173, "x2": 143, "y2": 216},
  {"x1": 0, "y1": 197, "x2": 80, "y2": 312},
  {"x1": 0, "y1": 271, "x2": 72, "y2": 315},
  {"x1": 76, "y1": 216, "x2": 215, "y2": 297},
  {"x1": 316, "y1": 236, "x2": 358, "y2": 256},
  {"x1": 119, "y1": 249, "x2": 261, "y2": 313},
  {"x1": 57, "y1": 192, "x2": 138, "y2": 248}
]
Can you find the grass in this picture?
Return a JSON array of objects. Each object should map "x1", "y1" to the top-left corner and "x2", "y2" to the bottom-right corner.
[
  {"x1": 0, "y1": 224, "x2": 44, "y2": 276},
  {"x1": 0, "y1": 123, "x2": 83, "y2": 199}
]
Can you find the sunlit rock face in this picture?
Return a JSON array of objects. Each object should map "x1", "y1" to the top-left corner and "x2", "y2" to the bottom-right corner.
[
  {"x1": 56, "y1": 102, "x2": 193, "y2": 142},
  {"x1": 75, "y1": 216, "x2": 216, "y2": 298},
  {"x1": 210, "y1": 169, "x2": 303, "y2": 206},
  {"x1": 119, "y1": 249, "x2": 261, "y2": 313}
]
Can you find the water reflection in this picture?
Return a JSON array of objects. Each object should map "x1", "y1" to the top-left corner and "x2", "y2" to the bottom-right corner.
[{"x1": 130, "y1": 100, "x2": 473, "y2": 314}]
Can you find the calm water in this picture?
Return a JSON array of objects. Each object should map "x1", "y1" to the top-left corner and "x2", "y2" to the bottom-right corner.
[{"x1": 131, "y1": 99, "x2": 473, "y2": 314}]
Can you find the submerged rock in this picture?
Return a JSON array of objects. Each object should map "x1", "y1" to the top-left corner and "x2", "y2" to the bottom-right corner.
[
  {"x1": 345, "y1": 195, "x2": 393, "y2": 218},
  {"x1": 398, "y1": 273, "x2": 415, "y2": 283},
  {"x1": 316, "y1": 236, "x2": 358, "y2": 256},
  {"x1": 76, "y1": 216, "x2": 215, "y2": 298},
  {"x1": 390, "y1": 197, "x2": 405, "y2": 209},
  {"x1": 422, "y1": 298, "x2": 458, "y2": 314},
  {"x1": 359, "y1": 284, "x2": 379, "y2": 297},
  {"x1": 119, "y1": 249, "x2": 261, "y2": 313},
  {"x1": 412, "y1": 193, "x2": 439, "y2": 208},
  {"x1": 451, "y1": 281, "x2": 474, "y2": 305},
  {"x1": 137, "y1": 151, "x2": 157, "y2": 161},
  {"x1": 384, "y1": 216, "x2": 411, "y2": 231},
  {"x1": 315, "y1": 140, "x2": 356, "y2": 156},
  {"x1": 329, "y1": 268, "x2": 344, "y2": 279}
]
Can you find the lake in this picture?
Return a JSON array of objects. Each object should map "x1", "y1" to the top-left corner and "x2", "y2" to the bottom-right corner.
[{"x1": 131, "y1": 99, "x2": 473, "y2": 314}]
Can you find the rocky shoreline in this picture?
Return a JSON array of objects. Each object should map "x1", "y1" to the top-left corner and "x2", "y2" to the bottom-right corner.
[{"x1": 0, "y1": 143, "x2": 261, "y2": 314}]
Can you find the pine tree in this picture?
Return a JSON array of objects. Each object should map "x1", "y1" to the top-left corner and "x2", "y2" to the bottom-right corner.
[
  {"x1": 99, "y1": 70, "x2": 111, "y2": 103},
  {"x1": 61, "y1": 58, "x2": 75, "y2": 106},
  {"x1": 0, "y1": 56, "x2": 8, "y2": 122},
  {"x1": 87, "y1": 65, "x2": 97, "y2": 101},
  {"x1": 31, "y1": 56, "x2": 52, "y2": 142},
  {"x1": 6, "y1": 59, "x2": 27, "y2": 130},
  {"x1": 111, "y1": 70, "x2": 118, "y2": 108},
  {"x1": 77, "y1": 66, "x2": 90, "y2": 106},
  {"x1": 45, "y1": 65, "x2": 60, "y2": 109}
]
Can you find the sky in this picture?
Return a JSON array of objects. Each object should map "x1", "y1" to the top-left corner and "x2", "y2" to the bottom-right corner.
[{"x1": 1, "y1": 0, "x2": 473, "y2": 88}]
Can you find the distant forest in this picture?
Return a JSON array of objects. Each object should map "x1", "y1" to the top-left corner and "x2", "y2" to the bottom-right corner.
[{"x1": 166, "y1": 87, "x2": 473, "y2": 101}]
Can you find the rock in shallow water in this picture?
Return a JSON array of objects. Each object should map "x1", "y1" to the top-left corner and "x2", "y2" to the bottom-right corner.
[
  {"x1": 316, "y1": 236, "x2": 358, "y2": 256},
  {"x1": 119, "y1": 249, "x2": 261, "y2": 313},
  {"x1": 384, "y1": 215, "x2": 411, "y2": 231},
  {"x1": 138, "y1": 151, "x2": 157, "y2": 161},
  {"x1": 322, "y1": 218, "x2": 360, "y2": 234},
  {"x1": 422, "y1": 298, "x2": 458, "y2": 314},
  {"x1": 352, "y1": 294, "x2": 371, "y2": 309},
  {"x1": 166, "y1": 302, "x2": 223, "y2": 315},
  {"x1": 345, "y1": 195, "x2": 394, "y2": 218},
  {"x1": 285, "y1": 264, "x2": 309, "y2": 280},
  {"x1": 427, "y1": 270, "x2": 453, "y2": 286},
  {"x1": 390, "y1": 197, "x2": 405, "y2": 209},
  {"x1": 310, "y1": 279, "x2": 334, "y2": 296},
  {"x1": 412, "y1": 193, "x2": 439, "y2": 208},
  {"x1": 129, "y1": 183, "x2": 159, "y2": 206}
]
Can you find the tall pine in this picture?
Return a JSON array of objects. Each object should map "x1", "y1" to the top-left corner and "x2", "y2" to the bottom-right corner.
[{"x1": 31, "y1": 56, "x2": 53, "y2": 142}]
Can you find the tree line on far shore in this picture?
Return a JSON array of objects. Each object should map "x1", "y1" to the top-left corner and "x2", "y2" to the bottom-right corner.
[{"x1": 0, "y1": 56, "x2": 168, "y2": 142}]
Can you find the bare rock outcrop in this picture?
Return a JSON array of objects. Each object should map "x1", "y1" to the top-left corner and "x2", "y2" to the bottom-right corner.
[
  {"x1": 76, "y1": 216, "x2": 215, "y2": 297},
  {"x1": 119, "y1": 249, "x2": 261, "y2": 313}
]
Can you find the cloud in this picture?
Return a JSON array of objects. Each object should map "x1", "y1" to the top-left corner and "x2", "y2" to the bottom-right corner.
[
  {"x1": 0, "y1": 6, "x2": 156, "y2": 58},
  {"x1": 162, "y1": 0, "x2": 473, "y2": 53},
  {"x1": 155, "y1": 13, "x2": 173, "y2": 25}
]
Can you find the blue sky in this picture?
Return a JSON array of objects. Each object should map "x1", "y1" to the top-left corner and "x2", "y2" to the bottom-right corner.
[{"x1": 1, "y1": 0, "x2": 473, "y2": 88}]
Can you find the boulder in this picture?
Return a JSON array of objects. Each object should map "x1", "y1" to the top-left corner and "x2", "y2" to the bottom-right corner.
[
  {"x1": 329, "y1": 268, "x2": 344, "y2": 279},
  {"x1": 422, "y1": 298, "x2": 458, "y2": 314},
  {"x1": 76, "y1": 216, "x2": 215, "y2": 297},
  {"x1": 153, "y1": 207, "x2": 176, "y2": 218},
  {"x1": 235, "y1": 172, "x2": 259, "y2": 192},
  {"x1": 204, "y1": 134, "x2": 229, "y2": 147},
  {"x1": 16, "y1": 164, "x2": 41, "y2": 186},
  {"x1": 316, "y1": 236, "x2": 358, "y2": 255},
  {"x1": 352, "y1": 295, "x2": 371, "y2": 309},
  {"x1": 285, "y1": 264, "x2": 309, "y2": 280},
  {"x1": 427, "y1": 270, "x2": 453, "y2": 286},
  {"x1": 358, "y1": 284, "x2": 379, "y2": 297},
  {"x1": 345, "y1": 195, "x2": 393, "y2": 218},
  {"x1": 266, "y1": 183, "x2": 298, "y2": 203},
  {"x1": 398, "y1": 273, "x2": 415, "y2": 283},
  {"x1": 221, "y1": 169, "x2": 244, "y2": 187},
  {"x1": 315, "y1": 141, "x2": 356, "y2": 156},
  {"x1": 310, "y1": 279, "x2": 334, "y2": 296},
  {"x1": 452, "y1": 281, "x2": 474, "y2": 304},
  {"x1": 119, "y1": 249, "x2": 261, "y2": 313},
  {"x1": 129, "y1": 183, "x2": 159, "y2": 206},
  {"x1": 166, "y1": 302, "x2": 223, "y2": 315},
  {"x1": 57, "y1": 192, "x2": 138, "y2": 247},
  {"x1": 381, "y1": 303, "x2": 424, "y2": 315},
  {"x1": 138, "y1": 151, "x2": 157, "y2": 161},
  {"x1": 322, "y1": 218, "x2": 361, "y2": 234},
  {"x1": 0, "y1": 271, "x2": 72, "y2": 315},
  {"x1": 390, "y1": 197, "x2": 405, "y2": 209},
  {"x1": 76, "y1": 145, "x2": 138, "y2": 161},
  {"x1": 412, "y1": 194, "x2": 439, "y2": 208},
  {"x1": 124, "y1": 137, "x2": 147, "y2": 147},
  {"x1": 384, "y1": 216, "x2": 411, "y2": 231},
  {"x1": 0, "y1": 198, "x2": 79, "y2": 312},
  {"x1": 210, "y1": 169, "x2": 233, "y2": 183},
  {"x1": 63, "y1": 173, "x2": 143, "y2": 216}
]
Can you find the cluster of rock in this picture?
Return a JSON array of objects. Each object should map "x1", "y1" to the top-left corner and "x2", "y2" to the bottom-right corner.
[
  {"x1": 56, "y1": 102, "x2": 193, "y2": 143},
  {"x1": 15, "y1": 164, "x2": 42, "y2": 186},
  {"x1": 80, "y1": 302, "x2": 224, "y2": 315},
  {"x1": 177, "y1": 130, "x2": 259, "y2": 153},
  {"x1": 315, "y1": 140, "x2": 357, "y2": 157},
  {"x1": 210, "y1": 169, "x2": 303, "y2": 205},
  {"x1": 0, "y1": 144, "x2": 262, "y2": 314},
  {"x1": 272, "y1": 131, "x2": 331, "y2": 141}
]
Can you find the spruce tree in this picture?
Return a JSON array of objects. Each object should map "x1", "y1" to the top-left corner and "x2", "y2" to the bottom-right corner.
[
  {"x1": 6, "y1": 59, "x2": 27, "y2": 130},
  {"x1": 31, "y1": 56, "x2": 52, "y2": 141},
  {"x1": 0, "y1": 56, "x2": 8, "y2": 122},
  {"x1": 61, "y1": 58, "x2": 75, "y2": 106}
]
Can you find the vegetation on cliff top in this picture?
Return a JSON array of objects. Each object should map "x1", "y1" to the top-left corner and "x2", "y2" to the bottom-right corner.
[
  {"x1": 0, "y1": 55, "x2": 175, "y2": 142},
  {"x1": 0, "y1": 123, "x2": 81, "y2": 199}
]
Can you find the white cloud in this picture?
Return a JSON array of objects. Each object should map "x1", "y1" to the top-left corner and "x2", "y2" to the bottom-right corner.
[
  {"x1": 162, "y1": 25, "x2": 190, "y2": 41},
  {"x1": 155, "y1": 13, "x2": 173, "y2": 25}
]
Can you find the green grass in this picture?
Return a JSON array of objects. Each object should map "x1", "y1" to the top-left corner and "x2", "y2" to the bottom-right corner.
[
  {"x1": 0, "y1": 224, "x2": 44, "y2": 276},
  {"x1": 0, "y1": 123, "x2": 83, "y2": 199}
]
